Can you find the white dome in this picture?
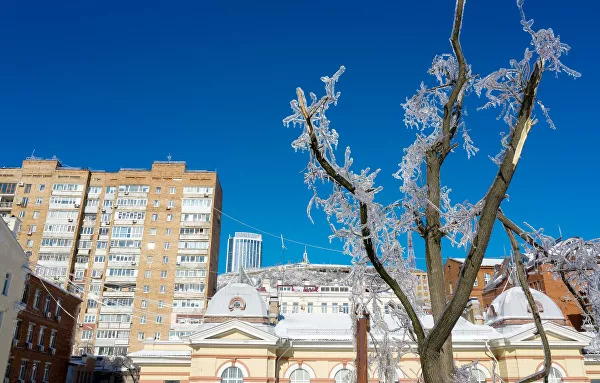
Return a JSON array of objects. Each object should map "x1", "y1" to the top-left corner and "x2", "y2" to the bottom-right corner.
[
  {"x1": 204, "y1": 282, "x2": 268, "y2": 319},
  {"x1": 486, "y1": 287, "x2": 565, "y2": 327}
]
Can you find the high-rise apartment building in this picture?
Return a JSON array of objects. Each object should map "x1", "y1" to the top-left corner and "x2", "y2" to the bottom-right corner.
[
  {"x1": 0, "y1": 158, "x2": 222, "y2": 354},
  {"x1": 225, "y1": 232, "x2": 262, "y2": 273}
]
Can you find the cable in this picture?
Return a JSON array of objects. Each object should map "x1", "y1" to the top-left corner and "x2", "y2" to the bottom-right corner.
[{"x1": 37, "y1": 276, "x2": 77, "y2": 321}]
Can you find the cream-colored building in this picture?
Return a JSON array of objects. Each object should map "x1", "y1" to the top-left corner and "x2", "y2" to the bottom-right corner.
[
  {"x1": 130, "y1": 278, "x2": 600, "y2": 383},
  {"x1": 0, "y1": 158, "x2": 222, "y2": 355},
  {"x1": 0, "y1": 217, "x2": 29, "y2": 376}
]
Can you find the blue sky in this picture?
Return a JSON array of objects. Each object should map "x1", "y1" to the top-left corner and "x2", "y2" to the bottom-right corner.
[{"x1": 1, "y1": 0, "x2": 598, "y2": 273}]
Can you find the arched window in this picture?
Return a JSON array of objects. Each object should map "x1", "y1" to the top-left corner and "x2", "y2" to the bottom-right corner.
[
  {"x1": 468, "y1": 368, "x2": 486, "y2": 383},
  {"x1": 221, "y1": 367, "x2": 243, "y2": 383},
  {"x1": 547, "y1": 367, "x2": 563, "y2": 383},
  {"x1": 334, "y1": 369, "x2": 351, "y2": 383},
  {"x1": 290, "y1": 369, "x2": 311, "y2": 383}
]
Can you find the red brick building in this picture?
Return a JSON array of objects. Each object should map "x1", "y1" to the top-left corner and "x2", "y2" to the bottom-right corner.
[
  {"x1": 443, "y1": 257, "x2": 505, "y2": 305},
  {"x1": 4, "y1": 272, "x2": 81, "y2": 383}
]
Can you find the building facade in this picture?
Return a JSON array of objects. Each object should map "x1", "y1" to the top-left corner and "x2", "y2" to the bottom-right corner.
[
  {"x1": 0, "y1": 217, "x2": 29, "y2": 377},
  {"x1": 226, "y1": 232, "x2": 262, "y2": 273},
  {"x1": 444, "y1": 257, "x2": 504, "y2": 306},
  {"x1": 0, "y1": 158, "x2": 223, "y2": 355},
  {"x1": 129, "y1": 280, "x2": 599, "y2": 383},
  {"x1": 5, "y1": 272, "x2": 82, "y2": 383}
]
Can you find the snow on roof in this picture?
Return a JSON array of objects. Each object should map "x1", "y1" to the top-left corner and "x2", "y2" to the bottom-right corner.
[
  {"x1": 276, "y1": 313, "x2": 353, "y2": 341},
  {"x1": 128, "y1": 350, "x2": 191, "y2": 358},
  {"x1": 449, "y1": 258, "x2": 505, "y2": 267},
  {"x1": 204, "y1": 282, "x2": 268, "y2": 318},
  {"x1": 486, "y1": 287, "x2": 564, "y2": 326}
]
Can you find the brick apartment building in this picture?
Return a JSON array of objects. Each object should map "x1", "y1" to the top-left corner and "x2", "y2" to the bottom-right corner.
[
  {"x1": 0, "y1": 158, "x2": 222, "y2": 355},
  {"x1": 5, "y1": 272, "x2": 81, "y2": 383},
  {"x1": 482, "y1": 260, "x2": 585, "y2": 329},
  {"x1": 443, "y1": 257, "x2": 505, "y2": 305}
]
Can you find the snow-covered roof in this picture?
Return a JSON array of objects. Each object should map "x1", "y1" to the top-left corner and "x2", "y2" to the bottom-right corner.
[
  {"x1": 275, "y1": 313, "x2": 353, "y2": 341},
  {"x1": 449, "y1": 258, "x2": 505, "y2": 267},
  {"x1": 128, "y1": 350, "x2": 191, "y2": 358},
  {"x1": 204, "y1": 282, "x2": 268, "y2": 319},
  {"x1": 486, "y1": 287, "x2": 565, "y2": 327}
]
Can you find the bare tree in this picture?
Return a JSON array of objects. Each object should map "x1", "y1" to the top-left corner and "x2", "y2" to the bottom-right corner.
[
  {"x1": 282, "y1": 0, "x2": 580, "y2": 382},
  {"x1": 97, "y1": 356, "x2": 140, "y2": 383}
]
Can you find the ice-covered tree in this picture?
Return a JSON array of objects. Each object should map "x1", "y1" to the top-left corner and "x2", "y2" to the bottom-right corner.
[{"x1": 282, "y1": 0, "x2": 581, "y2": 382}]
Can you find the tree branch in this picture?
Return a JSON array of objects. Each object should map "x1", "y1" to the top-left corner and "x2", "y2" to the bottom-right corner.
[
  {"x1": 297, "y1": 89, "x2": 426, "y2": 346},
  {"x1": 503, "y1": 226, "x2": 552, "y2": 383},
  {"x1": 424, "y1": 60, "x2": 543, "y2": 354}
]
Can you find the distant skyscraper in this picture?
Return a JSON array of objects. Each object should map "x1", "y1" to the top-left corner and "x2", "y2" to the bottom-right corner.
[{"x1": 226, "y1": 232, "x2": 262, "y2": 273}]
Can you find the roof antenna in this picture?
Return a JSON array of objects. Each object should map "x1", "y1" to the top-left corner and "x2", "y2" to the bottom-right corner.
[{"x1": 167, "y1": 153, "x2": 172, "y2": 162}]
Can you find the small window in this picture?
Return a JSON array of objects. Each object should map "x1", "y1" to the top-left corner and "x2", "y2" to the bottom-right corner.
[
  {"x1": 138, "y1": 332, "x2": 145, "y2": 340},
  {"x1": 154, "y1": 200, "x2": 160, "y2": 207},
  {"x1": 2, "y1": 273, "x2": 11, "y2": 296},
  {"x1": 156, "y1": 315, "x2": 163, "y2": 324},
  {"x1": 290, "y1": 369, "x2": 310, "y2": 383},
  {"x1": 39, "y1": 184, "x2": 46, "y2": 191},
  {"x1": 155, "y1": 187, "x2": 161, "y2": 194},
  {"x1": 334, "y1": 369, "x2": 351, "y2": 383},
  {"x1": 140, "y1": 316, "x2": 146, "y2": 324},
  {"x1": 169, "y1": 187, "x2": 176, "y2": 194}
]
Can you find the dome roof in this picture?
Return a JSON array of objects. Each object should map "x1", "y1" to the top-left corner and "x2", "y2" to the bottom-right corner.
[
  {"x1": 204, "y1": 282, "x2": 268, "y2": 321},
  {"x1": 486, "y1": 287, "x2": 565, "y2": 327}
]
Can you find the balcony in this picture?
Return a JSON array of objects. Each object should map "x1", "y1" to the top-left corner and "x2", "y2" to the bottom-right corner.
[
  {"x1": 51, "y1": 190, "x2": 83, "y2": 197},
  {"x1": 0, "y1": 202, "x2": 13, "y2": 209},
  {"x1": 97, "y1": 322, "x2": 131, "y2": 329},
  {"x1": 180, "y1": 221, "x2": 211, "y2": 228},
  {"x1": 172, "y1": 306, "x2": 204, "y2": 314},
  {"x1": 102, "y1": 291, "x2": 135, "y2": 298},
  {"x1": 100, "y1": 305, "x2": 133, "y2": 314},
  {"x1": 84, "y1": 206, "x2": 98, "y2": 214},
  {"x1": 104, "y1": 275, "x2": 137, "y2": 284},
  {"x1": 178, "y1": 234, "x2": 210, "y2": 241}
]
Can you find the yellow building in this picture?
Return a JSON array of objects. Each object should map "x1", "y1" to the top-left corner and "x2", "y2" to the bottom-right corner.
[
  {"x1": 0, "y1": 217, "x2": 29, "y2": 376},
  {"x1": 0, "y1": 158, "x2": 223, "y2": 355},
  {"x1": 130, "y1": 279, "x2": 599, "y2": 383}
]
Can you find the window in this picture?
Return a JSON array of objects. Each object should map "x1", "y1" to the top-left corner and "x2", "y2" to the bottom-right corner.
[
  {"x1": 33, "y1": 211, "x2": 40, "y2": 219},
  {"x1": 168, "y1": 200, "x2": 175, "y2": 208},
  {"x1": 182, "y1": 198, "x2": 212, "y2": 208},
  {"x1": 35, "y1": 197, "x2": 43, "y2": 204},
  {"x1": 83, "y1": 315, "x2": 96, "y2": 323},
  {"x1": 55, "y1": 299, "x2": 62, "y2": 317},
  {"x1": 484, "y1": 273, "x2": 491, "y2": 285},
  {"x1": 0, "y1": 183, "x2": 16, "y2": 194},
  {"x1": 2, "y1": 273, "x2": 11, "y2": 296},
  {"x1": 147, "y1": 242, "x2": 155, "y2": 250},
  {"x1": 221, "y1": 367, "x2": 243, "y2": 383},
  {"x1": 547, "y1": 367, "x2": 563, "y2": 383},
  {"x1": 141, "y1": 300, "x2": 147, "y2": 308},
  {"x1": 30, "y1": 361, "x2": 38, "y2": 382},
  {"x1": 44, "y1": 295, "x2": 51, "y2": 313},
  {"x1": 21, "y1": 197, "x2": 29, "y2": 207},
  {"x1": 169, "y1": 187, "x2": 176, "y2": 194},
  {"x1": 281, "y1": 303, "x2": 287, "y2": 314},
  {"x1": 473, "y1": 278, "x2": 479, "y2": 287},
  {"x1": 26, "y1": 323, "x2": 35, "y2": 342},
  {"x1": 342, "y1": 303, "x2": 349, "y2": 314},
  {"x1": 158, "y1": 300, "x2": 164, "y2": 308},
  {"x1": 146, "y1": 256, "x2": 153, "y2": 263},
  {"x1": 160, "y1": 285, "x2": 166, "y2": 293},
  {"x1": 150, "y1": 228, "x2": 157, "y2": 235},
  {"x1": 152, "y1": 214, "x2": 158, "y2": 221},
  {"x1": 81, "y1": 330, "x2": 93, "y2": 339},
  {"x1": 161, "y1": 270, "x2": 167, "y2": 278},
  {"x1": 49, "y1": 330, "x2": 56, "y2": 348},
  {"x1": 39, "y1": 184, "x2": 46, "y2": 191},
  {"x1": 37, "y1": 327, "x2": 46, "y2": 347},
  {"x1": 307, "y1": 303, "x2": 313, "y2": 313},
  {"x1": 165, "y1": 228, "x2": 172, "y2": 235},
  {"x1": 154, "y1": 332, "x2": 160, "y2": 340},
  {"x1": 459, "y1": 368, "x2": 483, "y2": 383},
  {"x1": 164, "y1": 242, "x2": 170, "y2": 250},
  {"x1": 19, "y1": 211, "x2": 25, "y2": 218},
  {"x1": 156, "y1": 315, "x2": 163, "y2": 324},
  {"x1": 145, "y1": 270, "x2": 151, "y2": 278},
  {"x1": 292, "y1": 302, "x2": 299, "y2": 313},
  {"x1": 144, "y1": 285, "x2": 150, "y2": 293},
  {"x1": 33, "y1": 290, "x2": 41, "y2": 309},
  {"x1": 332, "y1": 303, "x2": 338, "y2": 313},
  {"x1": 290, "y1": 369, "x2": 310, "y2": 383},
  {"x1": 106, "y1": 186, "x2": 116, "y2": 194},
  {"x1": 184, "y1": 186, "x2": 213, "y2": 194},
  {"x1": 154, "y1": 200, "x2": 160, "y2": 207},
  {"x1": 163, "y1": 256, "x2": 169, "y2": 264},
  {"x1": 321, "y1": 303, "x2": 327, "y2": 313},
  {"x1": 26, "y1": 240, "x2": 33, "y2": 248},
  {"x1": 449, "y1": 283, "x2": 453, "y2": 295},
  {"x1": 155, "y1": 187, "x2": 161, "y2": 194},
  {"x1": 24, "y1": 184, "x2": 32, "y2": 193},
  {"x1": 167, "y1": 214, "x2": 173, "y2": 222},
  {"x1": 118, "y1": 185, "x2": 150, "y2": 193},
  {"x1": 140, "y1": 316, "x2": 146, "y2": 324},
  {"x1": 138, "y1": 332, "x2": 145, "y2": 340},
  {"x1": 42, "y1": 363, "x2": 50, "y2": 383},
  {"x1": 334, "y1": 369, "x2": 351, "y2": 383},
  {"x1": 19, "y1": 360, "x2": 28, "y2": 380}
]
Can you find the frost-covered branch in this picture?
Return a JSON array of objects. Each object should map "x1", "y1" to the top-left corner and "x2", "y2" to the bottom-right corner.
[{"x1": 503, "y1": 226, "x2": 551, "y2": 383}]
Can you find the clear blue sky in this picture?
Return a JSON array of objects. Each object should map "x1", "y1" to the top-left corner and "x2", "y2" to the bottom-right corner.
[{"x1": 1, "y1": 0, "x2": 598, "y2": 273}]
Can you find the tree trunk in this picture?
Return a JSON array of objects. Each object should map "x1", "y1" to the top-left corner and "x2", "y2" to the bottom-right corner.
[
  {"x1": 424, "y1": 153, "x2": 454, "y2": 381},
  {"x1": 421, "y1": 349, "x2": 453, "y2": 383}
]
